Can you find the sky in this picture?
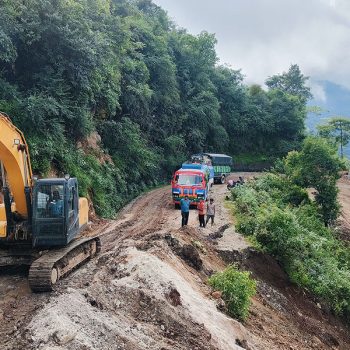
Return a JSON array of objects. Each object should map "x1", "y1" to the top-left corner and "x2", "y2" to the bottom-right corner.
[{"x1": 152, "y1": 0, "x2": 350, "y2": 103}]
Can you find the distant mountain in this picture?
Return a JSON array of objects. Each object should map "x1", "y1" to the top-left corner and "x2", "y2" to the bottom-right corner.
[{"x1": 306, "y1": 80, "x2": 350, "y2": 159}]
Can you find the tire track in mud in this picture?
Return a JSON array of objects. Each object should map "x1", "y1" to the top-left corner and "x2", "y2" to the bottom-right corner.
[{"x1": 101, "y1": 186, "x2": 171, "y2": 250}]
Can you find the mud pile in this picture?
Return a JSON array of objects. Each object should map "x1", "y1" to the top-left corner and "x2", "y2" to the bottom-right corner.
[{"x1": 25, "y1": 230, "x2": 255, "y2": 350}]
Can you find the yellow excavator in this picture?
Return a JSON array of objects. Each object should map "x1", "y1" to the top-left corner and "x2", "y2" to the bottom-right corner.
[{"x1": 0, "y1": 112, "x2": 101, "y2": 291}]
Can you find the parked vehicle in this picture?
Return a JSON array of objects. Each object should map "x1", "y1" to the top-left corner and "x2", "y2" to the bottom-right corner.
[
  {"x1": 191, "y1": 153, "x2": 232, "y2": 184},
  {"x1": 171, "y1": 163, "x2": 210, "y2": 209}
]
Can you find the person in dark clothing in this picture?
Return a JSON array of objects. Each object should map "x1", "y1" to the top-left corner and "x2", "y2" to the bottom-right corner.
[
  {"x1": 238, "y1": 176, "x2": 245, "y2": 185},
  {"x1": 180, "y1": 196, "x2": 190, "y2": 227}
]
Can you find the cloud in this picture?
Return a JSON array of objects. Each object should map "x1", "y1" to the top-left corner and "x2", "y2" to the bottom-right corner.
[
  {"x1": 308, "y1": 81, "x2": 327, "y2": 102},
  {"x1": 153, "y1": 0, "x2": 350, "y2": 93}
]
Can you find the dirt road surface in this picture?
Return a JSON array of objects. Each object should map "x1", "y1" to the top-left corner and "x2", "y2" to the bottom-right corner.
[{"x1": 1, "y1": 172, "x2": 350, "y2": 350}]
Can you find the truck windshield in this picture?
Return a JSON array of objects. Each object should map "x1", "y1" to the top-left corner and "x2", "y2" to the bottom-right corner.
[
  {"x1": 35, "y1": 184, "x2": 64, "y2": 218},
  {"x1": 177, "y1": 174, "x2": 202, "y2": 185}
]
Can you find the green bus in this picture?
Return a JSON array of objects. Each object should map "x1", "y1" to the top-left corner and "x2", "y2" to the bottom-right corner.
[{"x1": 191, "y1": 153, "x2": 232, "y2": 184}]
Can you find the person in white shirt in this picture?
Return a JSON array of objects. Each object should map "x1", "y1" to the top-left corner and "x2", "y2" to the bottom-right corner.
[{"x1": 206, "y1": 198, "x2": 216, "y2": 226}]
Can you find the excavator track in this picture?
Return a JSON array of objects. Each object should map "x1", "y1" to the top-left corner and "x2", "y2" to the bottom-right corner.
[{"x1": 28, "y1": 236, "x2": 101, "y2": 292}]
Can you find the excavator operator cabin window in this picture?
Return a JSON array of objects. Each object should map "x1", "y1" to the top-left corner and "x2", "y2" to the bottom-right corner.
[{"x1": 36, "y1": 184, "x2": 64, "y2": 218}]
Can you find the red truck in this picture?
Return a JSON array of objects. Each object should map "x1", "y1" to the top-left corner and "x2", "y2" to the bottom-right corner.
[{"x1": 171, "y1": 164, "x2": 209, "y2": 209}]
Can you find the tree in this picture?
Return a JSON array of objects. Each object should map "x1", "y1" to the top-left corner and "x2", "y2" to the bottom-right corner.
[
  {"x1": 318, "y1": 117, "x2": 350, "y2": 158},
  {"x1": 265, "y1": 64, "x2": 312, "y2": 103},
  {"x1": 283, "y1": 137, "x2": 343, "y2": 225}
]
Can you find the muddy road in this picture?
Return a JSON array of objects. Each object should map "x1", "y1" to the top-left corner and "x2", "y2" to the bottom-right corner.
[{"x1": 1, "y1": 173, "x2": 350, "y2": 350}]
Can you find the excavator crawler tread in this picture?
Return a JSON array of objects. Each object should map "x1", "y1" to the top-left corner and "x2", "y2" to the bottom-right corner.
[{"x1": 28, "y1": 236, "x2": 100, "y2": 292}]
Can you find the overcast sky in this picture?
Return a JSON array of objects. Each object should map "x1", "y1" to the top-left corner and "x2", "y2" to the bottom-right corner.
[{"x1": 153, "y1": 0, "x2": 350, "y2": 102}]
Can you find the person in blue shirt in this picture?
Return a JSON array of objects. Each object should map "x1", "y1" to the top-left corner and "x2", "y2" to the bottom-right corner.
[
  {"x1": 180, "y1": 195, "x2": 190, "y2": 227},
  {"x1": 49, "y1": 190, "x2": 64, "y2": 217}
]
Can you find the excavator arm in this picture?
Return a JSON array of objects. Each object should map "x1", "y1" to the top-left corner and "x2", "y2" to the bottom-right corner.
[{"x1": 0, "y1": 112, "x2": 33, "y2": 237}]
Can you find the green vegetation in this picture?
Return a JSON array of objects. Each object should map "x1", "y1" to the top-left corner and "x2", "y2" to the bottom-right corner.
[
  {"x1": 0, "y1": 0, "x2": 311, "y2": 216},
  {"x1": 233, "y1": 153, "x2": 276, "y2": 171},
  {"x1": 283, "y1": 137, "x2": 344, "y2": 225},
  {"x1": 318, "y1": 117, "x2": 350, "y2": 159},
  {"x1": 232, "y1": 138, "x2": 350, "y2": 321},
  {"x1": 208, "y1": 265, "x2": 256, "y2": 321}
]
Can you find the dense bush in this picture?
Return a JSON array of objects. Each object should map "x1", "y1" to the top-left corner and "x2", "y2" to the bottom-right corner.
[
  {"x1": 208, "y1": 265, "x2": 256, "y2": 321},
  {"x1": 232, "y1": 172, "x2": 350, "y2": 321}
]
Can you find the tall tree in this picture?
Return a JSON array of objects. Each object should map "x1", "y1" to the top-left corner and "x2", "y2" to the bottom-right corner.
[
  {"x1": 318, "y1": 117, "x2": 350, "y2": 158},
  {"x1": 266, "y1": 64, "x2": 312, "y2": 103}
]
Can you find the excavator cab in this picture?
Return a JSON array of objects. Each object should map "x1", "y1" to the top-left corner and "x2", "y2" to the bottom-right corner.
[{"x1": 32, "y1": 178, "x2": 80, "y2": 247}]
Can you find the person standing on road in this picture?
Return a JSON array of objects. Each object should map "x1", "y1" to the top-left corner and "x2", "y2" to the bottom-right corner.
[
  {"x1": 197, "y1": 199, "x2": 206, "y2": 227},
  {"x1": 180, "y1": 195, "x2": 190, "y2": 227},
  {"x1": 206, "y1": 198, "x2": 216, "y2": 226}
]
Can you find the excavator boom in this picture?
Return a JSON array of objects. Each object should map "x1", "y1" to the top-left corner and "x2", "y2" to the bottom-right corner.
[
  {"x1": 0, "y1": 113, "x2": 33, "y2": 238},
  {"x1": 0, "y1": 113, "x2": 33, "y2": 217}
]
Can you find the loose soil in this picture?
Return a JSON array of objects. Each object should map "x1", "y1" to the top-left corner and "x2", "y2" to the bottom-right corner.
[{"x1": 1, "y1": 172, "x2": 350, "y2": 350}]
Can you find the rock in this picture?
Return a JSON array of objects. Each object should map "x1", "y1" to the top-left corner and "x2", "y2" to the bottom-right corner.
[
  {"x1": 166, "y1": 288, "x2": 182, "y2": 307},
  {"x1": 216, "y1": 299, "x2": 226, "y2": 312},
  {"x1": 180, "y1": 244, "x2": 203, "y2": 270},
  {"x1": 164, "y1": 234, "x2": 181, "y2": 252},
  {"x1": 211, "y1": 291, "x2": 222, "y2": 299},
  {"x1": 208, "y1": 224, "x2": 230, "y2": 240},
  {"x1": 166, "y1": 235, "x2": 203, "y2": 270},
  {"x1": 52, "y1": 329, "x2": 77, "y2": 345},
  {"x1": 235, "y1": 338, "x2": 252, "y2": 350}
]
